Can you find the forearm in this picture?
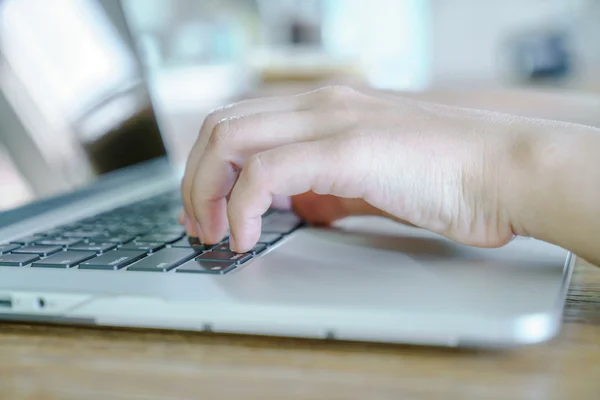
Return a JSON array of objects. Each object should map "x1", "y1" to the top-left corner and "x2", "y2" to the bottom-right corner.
[{"x1": 507, "y1": 120, "x2": 600, "y2": 265}]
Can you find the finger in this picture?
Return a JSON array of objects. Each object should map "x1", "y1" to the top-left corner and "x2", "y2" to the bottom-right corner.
[
  {"x1": 291, "y1": 193, "x2": 375, "y2": 225},
  {"x1": 180, "y1": 85, "x2": 363, "y2": 231},
  {"x1": 175, "y1": 210, "x2": 198, "y2": 237},
  {"x1": 227, "y1": 138, "x2": 367, "y2": 252},
  {"x1": 180, "y1": 93, "x2": 318, "y2": 233},
  {"x1": 271, "y1": 195, "x2": 292, "y2": 211},
  {"x1": 190, "y1": 110, "x2": 344, "y2": 244},
  {"x1": 291, "y1": 192, "x2": 415, "y2": 226}
]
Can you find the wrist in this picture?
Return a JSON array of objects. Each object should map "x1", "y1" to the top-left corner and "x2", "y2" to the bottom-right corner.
[
  {"x1": 501, "y1": 119, "x2": 570, "y2": 239},
  {"x1": 502, "y1": 119, "x2": 599, "y2": 252}
]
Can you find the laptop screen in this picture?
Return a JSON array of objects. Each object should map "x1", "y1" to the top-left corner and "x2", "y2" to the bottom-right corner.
[{"x1": 0, "y1": 0, "x2": 168, "y2": 211}]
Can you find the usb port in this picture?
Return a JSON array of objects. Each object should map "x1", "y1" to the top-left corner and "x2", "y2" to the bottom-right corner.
[{"x1": 0, "y1": 297, "x2": 13, "y2": 308}]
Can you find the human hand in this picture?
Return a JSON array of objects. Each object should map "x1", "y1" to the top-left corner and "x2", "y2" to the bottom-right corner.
[{"x1": 181, "y1": 85, "x2": 524, "y2": 253}]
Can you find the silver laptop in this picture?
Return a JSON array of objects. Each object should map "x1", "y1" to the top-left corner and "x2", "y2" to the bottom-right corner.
[{"x1": 0, "y1": 0, "x2": 574, "y2": 348}]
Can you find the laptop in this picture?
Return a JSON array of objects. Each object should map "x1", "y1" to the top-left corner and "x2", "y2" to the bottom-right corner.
[{"x1": 0, "y1": 0, "x2": 574, "y2": 348}]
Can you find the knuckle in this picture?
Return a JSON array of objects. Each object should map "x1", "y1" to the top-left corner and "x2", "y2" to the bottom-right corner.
[
  {"x1": 197, "y1": 109, "x2": 225, "y2": 143},
  {"x1": 207, "y1": 118, "x2": 233, "y2": 152},
  {"x1": 204, "y1": 108, "x2": 226, "y2": 128}
]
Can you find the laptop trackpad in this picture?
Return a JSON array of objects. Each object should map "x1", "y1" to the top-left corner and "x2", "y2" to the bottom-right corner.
[{"x1": 228, "y1": 216, "x2": 570, "y2": 314}]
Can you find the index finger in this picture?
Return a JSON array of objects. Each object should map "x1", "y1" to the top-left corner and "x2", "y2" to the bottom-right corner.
[
  {"x1": 226, "y1": 138, "x2": 367, "y2": 252},
  {"x1": 180, "y1": 94, "x2": 313, "y2": 236}
]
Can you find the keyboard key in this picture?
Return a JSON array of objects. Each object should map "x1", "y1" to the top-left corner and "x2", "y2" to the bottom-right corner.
[
  {"x1": 107, "y1": 227, "x2": 149, "y2": 236},
  {"x1": 36, "y1": 238, "x2": 83, "y2": 247},
  {"x1": 76, "y1": 224, "x2": 99, "y2": 231},
  {"x1": 12, "y1": 245, "x2": 62, "y2": 256},
  {"x1": 262, "y1": 208, "x2": 276, "y2": 217},
  {"x1": 137, "y1": 232, "x2": 184, "y2": 244},
  {"x1": 120, "y1": 242, "x2": 165, "y2": 253},
  {"x1": 127, "y1": 248, "x2": 201, "y2": 272},
  {"x1": 79, "y1": 250, "x2": 147, "y2": 270},
  {"x1": 145, "y1": 216, "x2": 170, "y2": 224},
  {"x1": 257, "y1": 233, "x2": 282, "y2": 245},
  {"x1": 0, "y1": 253, "x2": 39, "y2": 267},
  {"x1": 213, "y1": 243, "x2": 266, "y2": 255},
  {"x1": 153, "y1": 225, "x2": 185, "y2": 235},
  {"x1": 70, "y1": 242, "x2": 117, "y2": 254},
  {"x1": 156, "y1": 221, "x2": 185, "y2": 233},
  {"x1": 251, "y1": 244, "x2": 267, "y2": 254},
  {"x1": 262, "y1": 212, "x2": 302, "y2": 233},
  {"x1": 0, "y1": 244, "x2": 20, "y2": 254},
  {"x1": 90, "y1": 234, "x2": 137, "y2": 244},
  {"x1": 62, "y1": 230, "x2": 106, "y2": 238},
  {"x1": 170, "y1": 236, "x2": 209, "y2": 249},
  {"x1": 135, "y1": 221, "x2": 161, "y2": 228},
  {"x1": 61, "y1": 223, "x2": 81, "y2": 230},
  {"x1": 127, "y1": 221, "x2": 157, "y2": 228},
  {"x1": 79, "y1": 218, "x2": 99, "y2": 224},
  {"x1": 36, "y1": 228, "x2": 64, "y2": 237},
  {"x1": 196, "y1": 251, "x2": 252, "y2": 264},
  {"x1": 89, "y1": 221, "x2": 114, "y2": 228},
  {"x1": 175, "y1": 260, "x2": 236, "y2": 275},
  {"x1": 31, "y1": 251, "x2": 96, "y2": 269},
  {"x1": 10, "y1": 235, "x2": 44, "y2": 245}
]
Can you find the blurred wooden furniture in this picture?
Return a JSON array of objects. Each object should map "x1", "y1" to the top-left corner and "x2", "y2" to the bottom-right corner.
[{"x1": 1, "y1": 258, "x2": 598, "y2": 400}]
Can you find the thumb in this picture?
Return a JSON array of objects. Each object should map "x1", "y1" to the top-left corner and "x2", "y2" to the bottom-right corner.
[
  {"x1": 291, "y1": 192, "x2": 378, "y2": 225},
  {"x1": 291, "y1": 192, "x2": 415, "y2": 227}
]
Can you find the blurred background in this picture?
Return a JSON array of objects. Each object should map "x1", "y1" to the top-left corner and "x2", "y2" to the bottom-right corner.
[{"x1": 1, "y1": 0, "x2": 599, "y2": 212}]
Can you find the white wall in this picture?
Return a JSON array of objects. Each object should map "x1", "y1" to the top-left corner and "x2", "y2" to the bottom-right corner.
[{"x1": 428, "y1": 0, "x2": 599, "y2": 89}]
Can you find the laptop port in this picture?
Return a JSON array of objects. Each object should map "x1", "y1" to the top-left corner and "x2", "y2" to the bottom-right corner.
[
  {"x1": 37, "y1": 298, "x2": 46, "y2": 308},
  {"x1": 0, "y1": 297, "x2": 13, "y2": 309}
]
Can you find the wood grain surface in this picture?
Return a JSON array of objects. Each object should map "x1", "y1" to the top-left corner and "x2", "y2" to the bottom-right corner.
[{"x1": 1, "y1": 259, "x2": 599, "y2": 400}]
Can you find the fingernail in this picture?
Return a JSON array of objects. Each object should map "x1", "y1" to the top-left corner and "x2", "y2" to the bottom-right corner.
[{"x1": 196, "y1": 223, "x2": 205, "y2": 243}]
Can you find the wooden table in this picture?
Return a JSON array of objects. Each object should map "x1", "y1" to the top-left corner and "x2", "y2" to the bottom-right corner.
[{"x1": 0, "y1": 260, "x2": 598, "y2": 400}]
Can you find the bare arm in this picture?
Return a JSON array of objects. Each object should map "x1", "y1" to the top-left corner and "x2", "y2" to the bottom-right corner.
[
  {"x1": 504, "y1": 120, "x2": 600, "y2": 265},
  {"x1": 412, "y1": 88, "x2": 600, "y2": 264},
  {"x1": 407, "y1": 88, "x2": 600, "y2": 264},
  {"x1": 198, "y1": 84, "x2": 600, "y2": 263}
]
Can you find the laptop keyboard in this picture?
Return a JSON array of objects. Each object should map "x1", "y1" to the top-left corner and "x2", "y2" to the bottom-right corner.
[{"x1": 0, "y1": 192, "x2": 303, "y2": 274}]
